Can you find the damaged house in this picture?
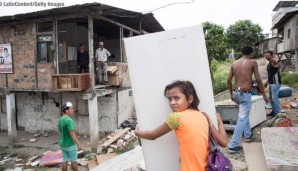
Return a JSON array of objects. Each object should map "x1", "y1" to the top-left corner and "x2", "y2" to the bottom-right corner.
[
  {"x1": 0, "y1": 3, "x2": 164, "y2": 148},
  {"x1": 258, "y1": 1, "x2": 298, "y2": 71}
]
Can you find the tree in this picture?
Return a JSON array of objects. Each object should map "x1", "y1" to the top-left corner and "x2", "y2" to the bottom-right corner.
[
  {"x1": 226, "y1": 20, "x2": 264, "y2": 54},
  {"x1": 202, "y1": 22, "x2": 229, "y2": 84},
  {"x1": 202, "y1": 21, "x2": 229, "y2": 62}
]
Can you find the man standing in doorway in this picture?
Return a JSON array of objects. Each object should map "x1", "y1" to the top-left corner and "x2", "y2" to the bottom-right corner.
[
  {"x1": 95, "y1": 41, "x2": 111, "y2": 85},
  {"x1": 264, "y1": 50, "x2": 281, "y2": 117},
  {"x1": 77, "y1": 43, "x2": 89, "y2": 73},
  {"x1": 227, "y1": 46, "x2": 270, "y2": 153}
]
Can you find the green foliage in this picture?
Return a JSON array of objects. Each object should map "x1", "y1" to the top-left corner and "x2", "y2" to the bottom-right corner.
[
  {"x1": 84, "y1": 153, "x2": 94, "y2": 160},
  {"x1": 226, "y1": 20, "x2": 264, "y2": 53},
  {"x1": 281, "y1": 72, "x2": 298, "y2": 90},
  {"x1": 203, "y1": 21, "x2": 229, "y2": 61},
  {"x1": 212, "y1": 59, "x2": 234, "y2": 95},
  {"x1": 213, "y1": 74, "x2": 229, "y2": 95},
  {"x1": 211, "y1": 59, "x2": 219, "y2": 73}
]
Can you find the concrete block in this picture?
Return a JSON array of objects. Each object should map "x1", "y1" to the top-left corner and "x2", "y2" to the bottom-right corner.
[
  {"x1": 116, "y1": 139, "x2": 124, "y2": 147},
  {"x1": 124, "y1": 134, "x2": 131, "y2": 141},
  {"x1": 262, "y1": 127, "x2": 298, "y2": 170},
  {"x1": 107, "y1": 148, "x2": 114, "y2": 154},
  {"x1": 243, "y1": 143, "x2": 268, "y2": 171}
]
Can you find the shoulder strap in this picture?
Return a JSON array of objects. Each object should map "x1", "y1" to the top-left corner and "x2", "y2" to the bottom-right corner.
[{"x1": 202, "y1": 112, "x2": 220, "y2": 150}]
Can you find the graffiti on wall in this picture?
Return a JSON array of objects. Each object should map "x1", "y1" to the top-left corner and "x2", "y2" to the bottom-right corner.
[{"x1": 33, "y1": 105, "x2": 43, "y2": 113}]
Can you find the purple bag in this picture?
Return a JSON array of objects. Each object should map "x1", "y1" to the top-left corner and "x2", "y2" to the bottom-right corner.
[{"x1": 203, "y1": 112, "x2": 233, "y2": 171}]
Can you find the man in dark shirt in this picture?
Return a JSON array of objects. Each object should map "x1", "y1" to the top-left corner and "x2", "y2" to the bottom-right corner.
[
  {"x1": 264, "y1": 50, "x2": 281, "y2": 116},
  {"x1": 77, "y1": 43, "x2": 89, "y2": 73}
]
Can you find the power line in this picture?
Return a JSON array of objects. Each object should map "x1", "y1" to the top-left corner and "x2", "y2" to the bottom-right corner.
[{"x1": 142, "y1": 0, "x2": 196, "y2": 13}]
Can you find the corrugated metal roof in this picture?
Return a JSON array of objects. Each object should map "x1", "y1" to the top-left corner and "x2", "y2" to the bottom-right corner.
[
  {"x1": 272, "y1": 10, "x2": 298, "y2": 29},
  {"x1": 273, "y1": 1, "x2": 298, "y2": 11},
  {"x1": 0, "y1": 2, "x2": 164, "y2": 32}
]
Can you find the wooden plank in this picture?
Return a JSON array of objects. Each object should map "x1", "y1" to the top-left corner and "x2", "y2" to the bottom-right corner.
[
  {"x1": 52, "y1": 73, "x2": 90, "y2": 91},
  {"x1": 101, "y1": 128, "x2": 131, "y2": 147},
  {"x1": 92, "y1": 15, "x2": 141, "y2": 35},
  {"x1": 96, "y1": 153, "x2": 117, "y2": 165},
  {"x1": 107, "y1": 66, "x2": 118, "y2": 75}
]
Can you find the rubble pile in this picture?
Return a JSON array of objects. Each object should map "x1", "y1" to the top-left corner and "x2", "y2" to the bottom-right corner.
[
  {"x1": 87, "y1": 127, "x2": 138, "y2": 170},
  {"x1": 281, "y1": 97, "x2": 298, "y2": 109}
]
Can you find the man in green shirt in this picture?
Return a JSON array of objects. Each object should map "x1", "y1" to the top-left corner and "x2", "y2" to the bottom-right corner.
[{"x1": 58, "y1": 102, "x2": 82, "y2": 171}]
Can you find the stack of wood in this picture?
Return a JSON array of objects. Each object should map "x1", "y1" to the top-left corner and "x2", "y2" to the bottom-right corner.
[{"x1": 107, "y1": 66, "x2": 120, "y2": 86}]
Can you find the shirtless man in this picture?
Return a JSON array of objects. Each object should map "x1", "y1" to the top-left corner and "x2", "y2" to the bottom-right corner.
[{"x1": 227, "y1": 45, "x2": 269, "y2": 153}]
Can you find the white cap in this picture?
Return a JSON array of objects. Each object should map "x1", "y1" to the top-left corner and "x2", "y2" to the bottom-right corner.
[
  {"x1": 62, "y1": 102, "x2": 73, "y2": 111},
  {"x1": 99, "y1": 41, "x2": 104, "y2": 45}
]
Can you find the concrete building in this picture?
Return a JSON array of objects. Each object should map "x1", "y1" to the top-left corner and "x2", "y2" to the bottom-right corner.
[{"x1": 0, "y1": 3, "x2": 164, "y2": 148}]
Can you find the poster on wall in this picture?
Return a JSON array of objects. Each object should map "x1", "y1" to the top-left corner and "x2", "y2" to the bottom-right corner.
[{"x1": 0, "y1": 44, "x2": 13, "y2": 73}]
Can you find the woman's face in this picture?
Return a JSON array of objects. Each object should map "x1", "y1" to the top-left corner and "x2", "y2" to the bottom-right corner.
[{"x1": 166, "y1": 87, "x2": 192, "y2": 112}]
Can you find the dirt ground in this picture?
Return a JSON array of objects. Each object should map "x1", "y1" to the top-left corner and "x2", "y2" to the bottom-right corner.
[
  {"x1": 215, "y1": 57, "x2": 298, "y2": 163},
  {"x1": 0, "y1": 131, "x2": 90, "y2": 171}
]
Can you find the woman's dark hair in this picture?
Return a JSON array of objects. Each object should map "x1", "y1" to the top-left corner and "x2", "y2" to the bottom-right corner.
[{"x1": 164, "y1": 80, "x2": 200, "y2": 110}]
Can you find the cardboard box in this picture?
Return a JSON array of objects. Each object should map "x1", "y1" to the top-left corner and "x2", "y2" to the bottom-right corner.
[
  {"x1": 107, "y1": 66, "x2": 118, "y2": 75},
  {"x1": 108, "y1": 71, "x2": 120, "y2": 86}
]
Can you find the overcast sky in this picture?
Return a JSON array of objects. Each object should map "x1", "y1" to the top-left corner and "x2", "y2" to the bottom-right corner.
[{"x1": 0, "y1": 0, "x2": 283, "y2": 34}]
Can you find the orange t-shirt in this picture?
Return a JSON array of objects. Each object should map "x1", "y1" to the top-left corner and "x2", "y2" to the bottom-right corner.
[{"x1": 166, "y1": 109, "x2": 209, "y2": 171}]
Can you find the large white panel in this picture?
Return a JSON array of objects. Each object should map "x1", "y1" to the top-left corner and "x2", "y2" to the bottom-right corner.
[{"x1": 124, "y1": 25, "x2": 216, "y2": 171}]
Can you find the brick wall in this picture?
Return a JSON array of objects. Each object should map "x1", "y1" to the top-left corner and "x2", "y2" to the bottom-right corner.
[
  {"x1": 0, "y1": 23, "x2": 54, "y2": 91},
  {"x1": 37, "y1": 63, "x2": 53, "y2": 90},
  {"x1": 1, "y1": 24, "x2": 37, "y2": 89}
]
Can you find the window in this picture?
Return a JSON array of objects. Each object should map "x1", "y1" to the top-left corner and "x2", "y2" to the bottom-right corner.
[
  {"x1": 37, "y1": 36, "x2": 54, "y2": 62},
  {"x1": 36, "y1": 21, "x2": 54, "y2": 63},
  {"x1": 287, "y1": 29, "x2": 291, "y2": 39}
]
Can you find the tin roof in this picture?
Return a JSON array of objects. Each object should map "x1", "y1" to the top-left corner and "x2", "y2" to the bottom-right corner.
[
  {"x1": 273, "y1": 1, "x2": 298, "y2": 11},
  {"x1": 0, "y1": 3, "x2": 164, "y2": 32}
]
